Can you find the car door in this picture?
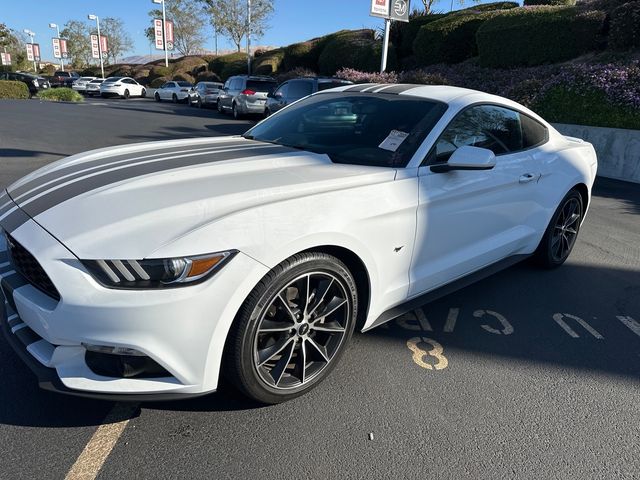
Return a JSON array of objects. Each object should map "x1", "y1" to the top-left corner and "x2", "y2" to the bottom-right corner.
[
  {"x1": 409, "y1": 104, "x2": 543, "y2": 297},
  {"x1": 160, "y1": 82, "x2": 171, "y2": 100},
  {"x1": 268, "y1": 83, "x2": 288, "y2": 113},
  {"x1": 219, "y1": 79, "x2": 232, "y2": 109},
  {"x1": 286, "y1": 79, "x2": 313, "y2": 105}
]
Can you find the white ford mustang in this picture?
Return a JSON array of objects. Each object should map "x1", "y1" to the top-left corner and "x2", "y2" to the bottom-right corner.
[{"x1": 0, "y1": 84, "x2": 597, "y2": 403}]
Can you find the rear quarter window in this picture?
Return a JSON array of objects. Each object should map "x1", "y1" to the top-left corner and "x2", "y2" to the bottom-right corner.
[{"x1": 521, "y1": 114, "x2": 549, "y2": 148}]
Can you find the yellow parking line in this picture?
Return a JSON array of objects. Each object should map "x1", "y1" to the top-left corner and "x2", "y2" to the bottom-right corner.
[{"x1": 65, "y1": 403, "x2": 139, "y2": 480}]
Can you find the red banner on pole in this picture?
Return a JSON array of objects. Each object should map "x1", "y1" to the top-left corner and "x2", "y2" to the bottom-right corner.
[
  {"x1": 165, "y1": 19, "x2": 174, "y2": 50},
  {"x1": 60, "y1": 38, "x2": 68, "y2": 58},
  {"x1": 100, "y1": 35, "x2": 108, "y2": 54},
  {"x1": 32, "y1": 43, "x2": 41, "y2": 62}
]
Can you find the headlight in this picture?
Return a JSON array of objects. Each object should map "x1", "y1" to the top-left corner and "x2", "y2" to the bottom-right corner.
[
  {"x1": 33, "y1": 79, "x2": 39, "y2": 87},
  {"x1": 82, "y1": 251, "x2": 236, "y2": 289}
]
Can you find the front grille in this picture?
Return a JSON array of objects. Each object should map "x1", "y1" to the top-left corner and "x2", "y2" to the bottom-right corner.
[{"x1": 6, "y1": 234, "x2": 60, "y2": 301}]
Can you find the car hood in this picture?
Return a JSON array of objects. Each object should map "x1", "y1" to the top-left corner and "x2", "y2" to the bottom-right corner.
[{"x1": 6, "y1": 136, "x2": 396, "y2": 259}]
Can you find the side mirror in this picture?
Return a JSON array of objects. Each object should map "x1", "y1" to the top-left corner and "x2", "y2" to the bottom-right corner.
[{"x1": 431, "y1": 146, "x2": 496, "y2": 173}]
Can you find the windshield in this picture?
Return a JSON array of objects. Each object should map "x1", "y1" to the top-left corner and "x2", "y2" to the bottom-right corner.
[
  {"x1": 247, "y1": 80, "x2": 277, "y2": 92},
  {"x1": 104, "y1": 77, "x2": 121, "y2": 83},
  {"x1": 244, "y1": 92, "x2": 447, "y2": 168},
  {"x1": 177, "y1": 81, "x2": 193, "y2": 87}
]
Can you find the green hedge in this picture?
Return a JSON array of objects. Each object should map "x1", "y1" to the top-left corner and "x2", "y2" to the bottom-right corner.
[
  {"x1": 534, "y1": 86, "x2": 640, "y2": 129},
  {"x1": 609, "y1": 1, "x2": 640, "y2": 50},
  {"x1": 37, "y1": 87, "x2": 84, "y2": 102},
  {"x1": 283, "y1": 41, "x2": 319, "y2": 70},
  {"x1": 253, "y1": 48, "x2": 285, "y2": 75},
  {"x1": 0, "y1": 80, "x2": 30, "y2": 99},
  {"x1": 414, "y1": 12, "x2": 499, "y2": 65},
  {"x1": 395, "y1": 14, "x2": 446, "y2": 58},
  {"x1": 524, "y1": 0, "x2": 575, "y2": 5},
  {"x1": 457, "y1": 1, "x2": 519, "y2": 12},
  {"x1": 209, "y1": 52, "x2": 248, "y2": 80},
  {"x1": 149, "y1": 77, "x2": 167, "y2": 88},
  {"x1": 318, "y1": 30, "x2": 387, "y2": 74},
  {"x1": 476, "y1": 7, "x2": 606, "y2": 67}
]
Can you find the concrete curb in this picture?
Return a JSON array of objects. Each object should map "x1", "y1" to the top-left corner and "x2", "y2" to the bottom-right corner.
[{"x1": 553, "y1": 123, "x2": 640, "y2": 184}]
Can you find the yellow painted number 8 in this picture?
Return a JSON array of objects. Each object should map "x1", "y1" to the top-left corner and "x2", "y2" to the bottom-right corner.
[{"x1": 406, "y1": 337, "x2": 449, "y2": 370}]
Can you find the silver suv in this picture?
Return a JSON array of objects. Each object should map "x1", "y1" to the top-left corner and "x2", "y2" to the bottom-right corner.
[{"x1": 218, "y1": 75, "x2": 278, "y2": 119}]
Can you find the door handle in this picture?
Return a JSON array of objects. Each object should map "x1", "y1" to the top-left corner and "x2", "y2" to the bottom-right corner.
[{"x1": 519, "y1": 173, "x2": 538, "y2": 184}]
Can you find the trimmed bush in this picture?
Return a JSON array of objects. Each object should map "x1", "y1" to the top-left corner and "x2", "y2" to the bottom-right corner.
[
  {"x1": 173, "y1": 73, "x2": 195, "y2": 83},
  {"x1": 149, "y1": 77, "x2": 168, "y2": 88},
  {"x1": 477, "y1": 7, "x2": 606, "y2": 67},
  {"x1": 37, "y1": 87, "x2": 83, "y2": 102},
  {"x1": 318, "y1": 29, "x2": 387, "y2": 75},
  {"x1": 414, "y1": 12, "x2": 499, "y2": 65},
  {"x1": 283, "y1": 41, "x2": 317, "y2": 70},
  {"x1": 276, "y1": 67, "x2": 317, "y2": 83},
  {"x1": 524, "y1": 0, "x2": 575, "y2": 5},
  {"x1": 0, "y1": 80, "x2": 30, "y2": 99},
  {"x1": 609, "y1": 1, "x2": 640, "y2": 50},
  {"x1": 148, "y1": 65, "x2": 171, "y2": 80},
  {"x1": 457, "y1": 1, "x2": 519, "y2": 11},
  {"x1": 534, "y1": 86, "x2": 640, "y2": 129},
  {"x1": 253, "y1": 48, "x2": 285, "y2": 75},
  {"x1": 195, "y1": 71, "x2": 222, "y2": 83},
  {"x1": 395, "y1": 14, "x2": 446, "y2": 58},
  {"x1": 209, "y1": 52, "x2": 248, "y2": 80}
]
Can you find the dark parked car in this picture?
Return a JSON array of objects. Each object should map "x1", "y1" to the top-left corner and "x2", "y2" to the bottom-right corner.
[
  {"x1": 264, "y1": 77, "x2": 353, "y2": 116},
  {"x1": 0, "y1": 71, "x2": 51, "y2": 96},
  {"x1": 50, "y1": 71, "x2": 80, "y2": 88}
]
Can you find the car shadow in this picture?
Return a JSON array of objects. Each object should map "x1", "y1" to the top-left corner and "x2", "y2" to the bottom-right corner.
[
  {"x1": 0, "y1": 148, "x2": 68, "y2": 158},
  {"x1": 592, "y1": 177, "x2": 640, "y2": 215}
]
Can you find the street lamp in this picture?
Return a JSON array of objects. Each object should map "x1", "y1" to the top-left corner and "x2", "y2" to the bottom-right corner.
[
  {"x1": 152, "y1": 0, "x2": 169, "y2": 68},
  {"x1": 23, "y1": 29, "x2": 36, "y2": 72},
  {"x1": 48, "y1": 23, "x2": 64, "y2": 72},
  {"x1": 247, "y1": 0, "x2": 251, "y2": 75},
  {"x1": 87, "y1": 14, "x2": 105, "y2": 79}
]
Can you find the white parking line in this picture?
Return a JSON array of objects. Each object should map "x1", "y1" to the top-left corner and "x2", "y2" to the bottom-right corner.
[
  {"x1": 616, "y1": 316, "x2": 640, "y2": 338},
  {"x1": 65, "y1": 402, "x2": 139, "y2": 480}
]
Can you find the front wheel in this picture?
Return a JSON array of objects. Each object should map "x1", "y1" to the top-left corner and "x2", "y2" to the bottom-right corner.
[
  {"x1": 155, "y1": 92, "x2": 161, "y2": 102},
  {"x1": 225, "y1": 252, "x2": 358, "y2": 404},
  {"x1": 217, "y1": 100, "x2": 224, "y2": 114},
  {"x1": 172, "y1": 93, "x2": 178, "y2": 103},
  {"x1": 535, "y1": 189, "x2": 584, "y2": 268}
]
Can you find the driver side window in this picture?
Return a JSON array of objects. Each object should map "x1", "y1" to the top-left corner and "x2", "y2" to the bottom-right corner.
[{"x1": 433, "y1": 105, "x2": 523, "y2": 163}]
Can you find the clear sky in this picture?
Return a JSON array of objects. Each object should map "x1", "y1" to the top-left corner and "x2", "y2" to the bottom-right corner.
[{"x1": 2, "y1": 0, "x2": 499, "y2": 62}]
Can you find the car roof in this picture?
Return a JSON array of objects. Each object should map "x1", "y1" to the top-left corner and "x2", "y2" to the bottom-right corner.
[{"x1": 325, "y1": 83, "x2": 482, "y2": 103}]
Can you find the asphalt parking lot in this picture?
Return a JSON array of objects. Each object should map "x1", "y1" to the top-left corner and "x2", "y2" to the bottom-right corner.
[{"x1": 0, "y1": 98, "x2": 639, "y2": 480}]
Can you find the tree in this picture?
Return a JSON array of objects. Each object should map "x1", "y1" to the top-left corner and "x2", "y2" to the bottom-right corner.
[
  {"x1": 100, "y1": 17, "x2": 133, "y2": 64},
  {"x1": 203, "y1": 0, "x2": 274, "y2": 52},
  {"x1": 60, "y1": 20, "x2": 92, "y2": 68},
  {"x1": 145, "y1": 0, "x2": 206, "y2": 56},
  {"x1": 0, "y1": 23, "x2": 31, "y2": 71}
]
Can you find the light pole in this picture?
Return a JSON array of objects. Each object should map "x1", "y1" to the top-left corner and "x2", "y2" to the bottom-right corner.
[
  {"x1": 152, "y1": 0, "x2": 169, "y2": 68},
  {"x1": 87, "y1": 14, "x2": 105, "y2": 79},
  {"x1": 48, "y1": 23, "x2": 64, "y2": 72},
  {"x1": 246, "y1": 0, "x2": 251, "y2": 75},
  {"x1": 23, "y1": 29, "x2": 36, "y2": 72}
]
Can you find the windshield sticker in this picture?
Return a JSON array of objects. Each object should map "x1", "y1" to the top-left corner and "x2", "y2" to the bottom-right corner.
[{"x1": 379, "y1": 130, "x2": 410, "y2": 152}]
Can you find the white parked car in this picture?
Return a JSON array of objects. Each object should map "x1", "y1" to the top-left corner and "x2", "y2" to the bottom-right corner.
[
  {"x1": 0, "y1": 85, "x2": 597, "y2": 403},
  {"x1": 71, "y1": 76, "x2": 96, "y2": 93},
  {"x1": 100, "y1": 76, "x2": 146, "y2": 99},
  {"x1": 154, "y1": 81, "x2": 194, "y2": 103},
  {"x1": 85, "y1": 78, "x2": 105, "y2": 97}
]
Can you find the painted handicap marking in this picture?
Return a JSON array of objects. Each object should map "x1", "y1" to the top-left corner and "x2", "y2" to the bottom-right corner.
[
  {"x1": 552, "y1": 313, "x2": 604, "y2": 339},
  {"x1": 443, "y1": 308, "x2": 460, "y2": 333},
  {"x1": 616, "y1": 316, "x2": 640, "y2": 338},
  {"x1": 474, "y1": 309, "x2": 514, "y2": 335},
  {"x1": 406, "y1": 337, "x2": 449, "y2": 370}
]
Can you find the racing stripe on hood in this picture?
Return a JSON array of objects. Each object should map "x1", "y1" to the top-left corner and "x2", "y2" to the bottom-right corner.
[
  {"x1": 3, "y1": 144, "x2": 292, "y2": 233},
  {"x1": 343, "y1": 84, "x2": 381, "y2": 92},
  {"x1": 9, "y1": 139, "x2": 248, "y2": 201},
  {"x1": 10, "y1": 141, "x2": 250, "y2": 206}
]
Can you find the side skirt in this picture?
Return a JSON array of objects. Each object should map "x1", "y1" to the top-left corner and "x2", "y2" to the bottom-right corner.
[{"x1": 363, "y1": 254, "x2": 530, "y2": 332}]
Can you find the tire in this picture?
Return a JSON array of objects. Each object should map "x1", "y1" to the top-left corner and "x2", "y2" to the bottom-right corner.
[
  {"x1": 197, "y1": 98, "x2": 203, "y2": 109},
  {"x1": 217, "y1": 100, "x2": 224, "y2": 114},
  {"x1": 123, "y1": 89, "x2": 130, "y2": 99},
  {"x1": 172, "y1": 94, "x2": 178, "y2": 103},
  {"x1": 232, "y1": 103, "x2": 242, "y2": 120},
  {"x1": 264, "y1": 108, "x2": 271, "y2": 118},
  {"x1": 225, "y1": 252, "x2": 358, "y2": 404},
  {"x1": 534, "y1": 189, "x2": 584, "y2": 269},
  {"x1": 141, "y1": 88, "x2": 146, "y2": 98},
  {"x1": 155, "y1": 92, "x2": 161, "y2": 102}
]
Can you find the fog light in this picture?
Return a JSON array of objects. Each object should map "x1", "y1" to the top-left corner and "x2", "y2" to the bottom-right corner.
[{"x1": 82, "y1": 343, "x2": 146, "y2": 356}]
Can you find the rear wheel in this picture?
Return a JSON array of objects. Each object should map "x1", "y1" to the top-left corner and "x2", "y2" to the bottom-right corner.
[
  {"x1": 141, "y1": 88, "x2": 146, "y2": 98},
  {"x1": 122, "y1": 89, "x2": 130, "y2": 99},
  {"x1": 232, "y1": 103, "x2": 242, "y2": 119},
  {"x1": 217, "y1": 100, "x2": 224, "y2": 114},
  {"x1": 225, "y1": 252, "x2": 357, "y2": 404},
  {"x1": 535, "y1": 189, "x2": 584, "y2": 268},
  {"x1": 197, "y1": 98, "x2": 203, "y2": 108}
]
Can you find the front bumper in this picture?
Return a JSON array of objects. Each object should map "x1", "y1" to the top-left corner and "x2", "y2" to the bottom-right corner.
[{"x1": 0, "y1": 210, "x2": 269, "y2": 400}]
